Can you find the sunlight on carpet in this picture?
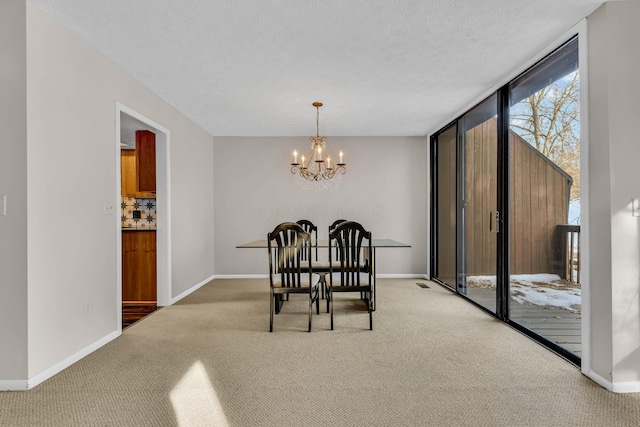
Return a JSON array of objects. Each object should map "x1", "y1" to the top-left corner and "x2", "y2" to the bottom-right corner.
[{"x1": 170, "y1": 361, "x2": 230, "y2": 427}]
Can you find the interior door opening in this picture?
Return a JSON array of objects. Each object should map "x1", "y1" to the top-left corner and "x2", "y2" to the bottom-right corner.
[{"x1": 116, "y1": 103, "x2": 171, "y2": 331}]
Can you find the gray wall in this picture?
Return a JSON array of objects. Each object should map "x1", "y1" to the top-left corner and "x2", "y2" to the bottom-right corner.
[
  {"x1": 213, "y1": 136, "x2": 429, "y2": 277},
  {"x1": 0, "y1": 0, "x2": 28, "y2": 384},
  {"x1": 587, "y1": 0, "x2": 640, "y2": 389}
]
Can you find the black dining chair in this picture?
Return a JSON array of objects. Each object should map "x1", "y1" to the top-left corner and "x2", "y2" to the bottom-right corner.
[
  {"x1": 327, "y1": 221, "x2": 373, "y2": 330},
  {"x1": 327, "y1": 218, "x2": 348, "y2": 276},
  {"x1": 296, "y1": 219, "x2": 336, "y2": 300},
  {"x1": 268, "y1": 222, "x2": 320, "y2": 332},
  {"x1": 296, "y1": 219, "x2": 318, "y2": 262},
  {"x1": 296, "y1": 219, "x2": 330, "y2": 299}
]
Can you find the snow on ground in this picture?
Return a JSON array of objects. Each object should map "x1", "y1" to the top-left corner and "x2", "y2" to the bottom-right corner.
[{"x1": 467, "y1": 273, "x2": 581, "y2": 313}]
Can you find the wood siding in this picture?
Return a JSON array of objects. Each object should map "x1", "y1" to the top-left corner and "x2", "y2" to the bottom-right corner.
[{"x1": 465, "y1": 119, "x2": 571, "y2": 276}]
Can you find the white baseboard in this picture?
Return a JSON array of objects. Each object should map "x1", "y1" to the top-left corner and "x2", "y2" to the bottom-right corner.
[
  {"x1": 612, "y1": 380, "x2": 640, "y2": 393},
  {"x1": 0, "y1": 379, "x2": 29, "y2": 391},
  {"x1": 212, "y1": 274, "x2": 429, "y2": 280},
  {"x1": 170, "y1": 274, "x2": 216, "y2": 305},
  {"x1": 19, "y1": 330, "x2": 120, "y2": 391},
  {"x1": 376, "y1": 274, "x2": 430, "y2": 279},
  {"x1": 586, "y1": 370, "x2": 613, "y2": 391},
  {"x1": 586, "y1": 370, "x2": 640, "y2": 393}
]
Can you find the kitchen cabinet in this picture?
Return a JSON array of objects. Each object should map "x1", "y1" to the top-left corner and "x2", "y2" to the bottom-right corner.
[
  {"x1": 136, "y1": 130, "x2": 156, "y2": 193},
  {"x1": 121, "y1": 149, "x2": 137, "y2": 196},
  {"x1": 120, "y1": 130, "x2": 156, "y2": 198},
  {"x1": 122, "y1": 231, "x2": 157, "y2": 303}
]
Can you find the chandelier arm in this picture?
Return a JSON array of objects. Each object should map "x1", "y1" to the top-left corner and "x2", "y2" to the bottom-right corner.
[{"x1": 323, "y1": 164, "x2": 346, "y2": 180}]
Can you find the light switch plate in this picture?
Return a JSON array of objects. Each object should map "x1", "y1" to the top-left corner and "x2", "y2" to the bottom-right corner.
[
  {"x1": 104, "y1": 202, "x2": 115, "y2": 215},
  {"x1": 0, "y1": 195, "x2": 6, "y2": 216}
]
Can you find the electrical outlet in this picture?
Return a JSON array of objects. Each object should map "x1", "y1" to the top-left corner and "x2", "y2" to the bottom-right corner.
[
  {"x1": 83, "y1": 302, "x2": 92, "y2": 317},
  {"x1": 104, "y1": 202, "x2": 115, "y2": 215}
]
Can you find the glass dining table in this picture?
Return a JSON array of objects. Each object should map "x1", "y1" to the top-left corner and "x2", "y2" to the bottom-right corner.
[{"x1": 236, "y1": 238, "x2": 411, "y2": 311}]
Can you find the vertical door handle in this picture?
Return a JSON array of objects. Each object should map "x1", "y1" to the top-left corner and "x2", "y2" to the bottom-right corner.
[{"x1": 490, "y1": 211, "x2": 500, "y2": 233}]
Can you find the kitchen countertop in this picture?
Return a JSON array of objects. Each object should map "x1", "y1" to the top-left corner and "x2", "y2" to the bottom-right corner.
[{"x1": 122, "y1": 227, "x2": 156, "y2": 231}]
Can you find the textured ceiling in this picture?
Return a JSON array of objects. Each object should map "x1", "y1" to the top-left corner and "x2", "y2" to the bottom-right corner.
[{"x1": 30, "y1": 0, "x2": 603, "y2": 136}]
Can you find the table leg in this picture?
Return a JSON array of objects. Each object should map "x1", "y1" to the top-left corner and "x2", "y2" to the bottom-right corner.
[{"x1": 372, "y1": 247, "x2": 376, "y2": 311}]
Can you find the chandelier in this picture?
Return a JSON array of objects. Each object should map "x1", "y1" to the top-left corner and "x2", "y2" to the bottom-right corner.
[{"x1": 290, "y1": 102, "x2": 346, "y2": 189}]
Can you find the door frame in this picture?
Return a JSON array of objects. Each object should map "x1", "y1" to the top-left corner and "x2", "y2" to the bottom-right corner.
[{"x1": 115, "y1": 102, "x2": 172, "y2": 331}]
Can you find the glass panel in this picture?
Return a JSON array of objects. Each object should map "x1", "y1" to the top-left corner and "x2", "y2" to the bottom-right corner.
[
  {"x1": 508, "y1": 38, "x2": 581, "y2": 359},
  {"x1": 434, "y1": 124, "x2": 457, "y2": 288},
  {"x1": 461, "y1": 95, "x2": 498, "y2": 313}
]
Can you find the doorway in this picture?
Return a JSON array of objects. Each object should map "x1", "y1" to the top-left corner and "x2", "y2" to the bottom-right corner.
[{"x1": 116, "y1": 103, "x2": 171, "y2": 331}]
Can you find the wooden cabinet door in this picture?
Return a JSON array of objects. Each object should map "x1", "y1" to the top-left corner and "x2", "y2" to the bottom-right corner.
[
  {"x1": 122, "y1": 232, "x2": 137, "y2": 301},
  {"x1": 138, "y1": 231, "x2": 157, "y2": 301},
  {"x1": 121, "y1": 150, "x2": 137, "y2": 196},
  {"x1": 122, "y1": 231, "x2": 157, "y2": 303},
  {"x1": 136, "y1": 130, "x2": 156, "y2": 193}
]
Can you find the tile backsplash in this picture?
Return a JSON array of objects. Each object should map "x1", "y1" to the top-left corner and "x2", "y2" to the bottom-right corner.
[{"x1": 121, "y1": 197, "x2": 157, "y2": 229}]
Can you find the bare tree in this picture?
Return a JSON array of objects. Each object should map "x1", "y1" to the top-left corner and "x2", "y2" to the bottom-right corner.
[{"x1": 511, "y1": 72, "x2": 580, "y2": 201}]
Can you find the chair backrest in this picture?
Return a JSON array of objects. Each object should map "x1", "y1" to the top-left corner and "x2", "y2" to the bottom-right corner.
[
  {"x1": 329, "y1": 221, "x2": 372, "y2": 286},
  {"x1": 329, "y1": 219, "x2": 348, "y2": 233},
  {"x1": 328, "y1": 219, "x2": 347, "y2": 261},
  {"x1": 268, "y1": 222, "x2": 312, "y2": 288},
  {"x1": 296, "y1": 219, "x2": 318, "y2": 261}
]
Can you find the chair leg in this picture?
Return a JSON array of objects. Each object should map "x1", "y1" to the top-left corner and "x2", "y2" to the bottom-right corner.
[
  {"x1": 330, "y1": 289, "x2": 334, "y2": 330},
  {"x1": 326, "y1": 286, "x2": 330, "y2": 313},
  {"x1": 369, "y1": 291, "x2": 373, "y2": 330},
  {"x1": 270, "y1": 291, "x2": 274, "y2": 332},
  {"x1": 308, "y1": 295, "x2": 313, "y2": 332}
]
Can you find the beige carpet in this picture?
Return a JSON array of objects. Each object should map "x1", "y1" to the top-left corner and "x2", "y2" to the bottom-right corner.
[{"x1": 1, "y1": 278, "x2": 639, "y2": 426}]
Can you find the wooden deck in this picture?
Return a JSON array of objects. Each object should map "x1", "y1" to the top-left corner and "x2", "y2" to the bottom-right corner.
[{"x1": 465, "y1": 287, "x2": 581, "y2": 359}]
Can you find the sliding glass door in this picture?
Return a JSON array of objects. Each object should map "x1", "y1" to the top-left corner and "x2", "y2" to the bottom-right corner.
[
  {"x1": 507, "y1": 38, "x2": 581, "y2": 359},
  {"x1": 432, "y1": 124, "x2": 457, "y2": 288},
  {"x1": 430, "y1": 37, "x2": 581, "y2": 364},
  {"x1": 432, "y1": 95, "x2": 499, "y2": 314},
  {"x1": 460, "y1": 96, "x2": 498, "y2": 314}
]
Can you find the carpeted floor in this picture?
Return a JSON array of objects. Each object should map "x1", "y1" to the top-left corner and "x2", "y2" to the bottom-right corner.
[{"x1": 1, "y1": 278, "x2": 639, "y2": 426}]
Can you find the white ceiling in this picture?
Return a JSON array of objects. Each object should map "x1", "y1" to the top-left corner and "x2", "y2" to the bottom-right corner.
[{"x1": 30, "y1": 0, "x2": 603, "y2": 137}]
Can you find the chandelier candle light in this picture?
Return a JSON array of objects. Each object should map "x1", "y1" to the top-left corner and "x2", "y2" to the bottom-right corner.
[{"x1": 290, "y1": 102, "x2": 346, "y2": 185}]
